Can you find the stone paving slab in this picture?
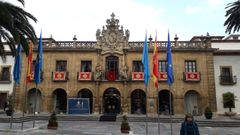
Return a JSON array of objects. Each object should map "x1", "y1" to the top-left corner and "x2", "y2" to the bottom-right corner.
[{"x1": 0, "y1": 121, "x2": 240, "y2": 135}]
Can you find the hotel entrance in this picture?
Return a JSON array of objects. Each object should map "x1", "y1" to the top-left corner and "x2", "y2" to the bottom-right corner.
[{"x1": 103, "y1": 88, "x2": 121, "y2": 114}]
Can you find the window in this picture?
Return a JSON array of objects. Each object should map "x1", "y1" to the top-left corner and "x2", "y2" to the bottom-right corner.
[
  {"x1": 220, "y1": 66, "x2": 235, "y2": 84},
  {"x1": 221, "y1": 67, "x2": 231, "y2": 77},
  {"x1": 81, "y1": 61, "x2": 92, "y2": 72},
  {"x1": 56, "y1": 61, "x2": 67, "y2": 71},
  {"x1": 132, "y1": 61, "x2": 143, "y2": 72},
  {"x1": 185, "y1": 60, "x2": 197, "y2": 72},
  {"x1": 0, "y1": 67, "x2": 10, "y2": 81},
  {"x1": 159, "y1": 60, "x2": 167, "y2": 72}
]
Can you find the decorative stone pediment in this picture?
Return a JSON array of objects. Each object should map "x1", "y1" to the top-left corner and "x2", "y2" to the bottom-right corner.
[{"x1": 95, "y1": 13, "x2": 130, "y2": 54}]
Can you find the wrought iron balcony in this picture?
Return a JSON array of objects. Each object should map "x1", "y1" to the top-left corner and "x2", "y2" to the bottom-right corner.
[
  {"x1": 78, "y1": 72, "x2": 92, "y2": 81},
  {"x1": 0, "y1": 75, "x2": 11, "y2": 84},
  {"x1": 131, "y1": 72, "x2": 144, "y2": 81},
  {"x1": 220, "y1": 75, "x2": 237, "y2": 85},
  {"x1": 159, "y1": 72, "x2": 167, "y2": 81},
  {"x1": 26, "y1": 72, "x2": 44, "y2": 82},
  {"x1": 105, "y1": 71, "x2": 119, "y2": 81},
  {"x1": 52, "y1": 71, "x2": 68, "y2": 82},
  {"x1": 183, "y1": 72, "x2": 201, "y2": 82}
]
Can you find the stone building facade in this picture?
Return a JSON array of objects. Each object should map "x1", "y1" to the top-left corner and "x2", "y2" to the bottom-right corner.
[{"x1": 15, "y1": 13, "x2": 217, "y2": 115}]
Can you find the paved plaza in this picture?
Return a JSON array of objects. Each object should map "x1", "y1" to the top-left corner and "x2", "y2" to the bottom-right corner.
[
  {"x1": 0, "y1": 120, "x2": 240, "y2": 135},
  {"x1": 0, "y1": 111, "x2": 240, "y2": 135}
]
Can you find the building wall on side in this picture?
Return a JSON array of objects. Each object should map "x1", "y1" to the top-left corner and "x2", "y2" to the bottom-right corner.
[
  {"x1": 212, "y1": 42, "x2": 240, "y2": 50},
  {"x1": 0, "y1": 56, "x2": 15, "y2": 94},
  {"x1": 214, "y1": 55, "x2": 240, "y2": 114}
]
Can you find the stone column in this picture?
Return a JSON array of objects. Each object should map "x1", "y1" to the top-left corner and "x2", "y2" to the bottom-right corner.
[
  {"x1": 123, "y1": 81, "x2": 128, "y2": 114},
  {"x1": 94, "y1": 81, "x2": 100, "y2": 114}
]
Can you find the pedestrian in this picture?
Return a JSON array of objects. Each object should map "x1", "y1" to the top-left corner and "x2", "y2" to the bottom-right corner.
[{"x1": 180, "y1": 114, "x2": 200, "y2": 135}]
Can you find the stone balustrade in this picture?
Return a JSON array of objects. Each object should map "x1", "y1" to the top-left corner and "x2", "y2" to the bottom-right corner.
[{"x1": 35, "y1": 40, "x2": 210, "y2": 49}]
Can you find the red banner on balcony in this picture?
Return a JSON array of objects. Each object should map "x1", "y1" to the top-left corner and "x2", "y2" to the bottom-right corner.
[
  {"x1": 107, "y1": 71, "x2": 116, "y2": 81},
  {"x1": 159, "y1": 72, "x2": 167, "y2": 81},
  {"x1": 53, "y1": 72, "x2": 66, "y2": 81},
  {"x1": 78, "y1": 72, "x2": 91, "y2": 80},
  {"x1": 185, "y1": 72, "x2": 200, "y2": 81},
  {"x1": 132, "y1": 72, "x2": 144, "y2": 80}
]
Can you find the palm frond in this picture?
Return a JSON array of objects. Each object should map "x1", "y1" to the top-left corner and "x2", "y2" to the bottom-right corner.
[
  {"x1": 0, "y1": 0, "x2": 37, "y2": 59},
  {"x1": 224, "y1": 1, "x2": 240, "y2": 34}
]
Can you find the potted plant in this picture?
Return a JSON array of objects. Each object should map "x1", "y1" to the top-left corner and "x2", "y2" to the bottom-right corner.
[
  {"x1": 223, "y1": 92, "x2": 237, "y2": 116},
  {"x1": 120, "y1": 115, "x2": 130, "y2": 133},
  {"x1": 204, "y1": 107, "x2": 213, "y2": 119},
  {"x1": 47, "y1": 112, "x2": 58, "y2": 129}
]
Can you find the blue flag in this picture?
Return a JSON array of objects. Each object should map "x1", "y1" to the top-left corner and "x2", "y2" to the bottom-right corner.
[
  {"x1": 141, "y1": 33, "x2": 150, "y2": 86},
  {"x1": 167, "y1": 31, "x2": 174, "y2": 84},
  {"x1": 34, "y1": 31, "x2": 43, "y2": 84},
  {"x1": 13, "y1": 44, "x2": 21, "y2": 84}
]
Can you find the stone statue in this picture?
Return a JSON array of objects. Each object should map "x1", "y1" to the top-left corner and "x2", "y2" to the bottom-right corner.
[
  {"x1": 120, "y1": 65, "x2": 128, "y2": 80},
  {"x1": 95, "y1": 63, "x2": 103, "y2": 80}
]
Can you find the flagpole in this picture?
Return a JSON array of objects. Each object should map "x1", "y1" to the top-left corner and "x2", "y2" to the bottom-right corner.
[
  {"x1": 145, "y1": 85, "x2": 148, "y2": 135},
  {"x1": 33, "y1": 84, "x2": 38, "y2": 128},
  {"x1": 157, "y1": 86, "x2": 160, "y2": 135},
  {"x1": 10, "y1": 82, "x2": 17, "y2": 129},
  {"x1": 169, "y1": 84, "x2": 173, "y2": 135},
  {"x1": 21, "y1": 82, "x2": 28, "y2": 129},
  {"x1": 166, "y1": 30, "x2": 173, "y2": 135},
  {"x1": 21, "y1": 61, "x2": 30, "y2": 130},
  {"x1": 142, "y1": 31, "x2": 149, "y2": 135}
]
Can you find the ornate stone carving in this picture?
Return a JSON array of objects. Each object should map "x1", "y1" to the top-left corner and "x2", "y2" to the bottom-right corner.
[
  {"x1": 95, "y1": 13, "x2": 130, "y2": 55},
  {"x1": 120, "y1": 65, "x2": 129, "y2": 80},
  {"x1": 95, "y1": 63, "x2": 103, "y2": 80}
]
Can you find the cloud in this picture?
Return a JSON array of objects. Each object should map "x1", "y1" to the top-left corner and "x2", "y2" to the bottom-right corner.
[
  {"x1": 185, "y1": 6, "x2": 201, "y2": 14},
  {"x1": 205, "y1": 0, "x2": 224, "y2": 8},
  {"x1": 22, "y1": 0, "x2": 166, "y2": 41}
]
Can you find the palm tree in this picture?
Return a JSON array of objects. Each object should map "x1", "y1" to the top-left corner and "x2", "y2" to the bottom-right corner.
[
  {"x1": 224, "y1": 1, "x2": 240, "y2": 34},
  {"x1": 0, "y1": 0, "x2": 37, "y2": 61}
]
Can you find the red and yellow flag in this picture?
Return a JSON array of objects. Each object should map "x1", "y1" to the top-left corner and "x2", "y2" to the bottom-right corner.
[
  {"x1": 152, "y1": 32, "x2": 158, "y2": 88},
  {"x1": 26, "y1": 41, "x2": 33, "y2": 82}
]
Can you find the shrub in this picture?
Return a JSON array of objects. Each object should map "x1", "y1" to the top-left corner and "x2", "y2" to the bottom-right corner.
[{"x1": 121, "y1": 115, "x2": 130, "y2": 133}]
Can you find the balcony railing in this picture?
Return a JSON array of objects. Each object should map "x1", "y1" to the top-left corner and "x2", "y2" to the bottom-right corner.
[
  {"x1": 105, "y1": 71, "x2": 119, "y2": 81},
  {"x1": 52, "y1": 71, "x2": 68, "y2": 82},
  {"x1": 131, "y1": 72, "x2": 144, "y2": 81},
  {"x1": 0, "y1": 75, "x2": 11, "y2": 84},
  {"x1": 27, "y1": 72, "x2": 44, "y2": 82},
  {"x1": 159, "y1": 72, "x2": 167, "y2": 81},
  {"x1": 78, "y1": 72, "x2": 92, "y2": 81},
  {"x1": 183, "y1": 72, "x2": 201, "y2": 82},
  {"x1": 220, "y1": 75, "x2": 237, "y2": 85}
]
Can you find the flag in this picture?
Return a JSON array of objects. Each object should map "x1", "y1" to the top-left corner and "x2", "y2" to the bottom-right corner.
[
  {"x1": 152, "y1": 31, "x2": 158, "y2": 88},
  {"x1": 13, "y1": 44, "x2": 21, "y2": 84},
  {"x1": 166, "y1": 31, "x2": 174, "y2": 84},
  {"x1": 26, "y1": 41, "x2": 33, "y2": 82},
  {"x1": 34, "y1": 31, "x2": 43, "y2": 84},
  {"x1": 141, "y1": 32, "x2": 150, "y2": 86}
]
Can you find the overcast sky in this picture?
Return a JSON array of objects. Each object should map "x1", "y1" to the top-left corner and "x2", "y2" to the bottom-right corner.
[{"x1": 7, "y1": 0, "x2": 236, "y2": 41}]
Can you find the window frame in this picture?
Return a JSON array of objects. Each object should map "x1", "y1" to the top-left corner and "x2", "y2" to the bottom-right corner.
[
  {"x1": 185, "y1": 60, "x2": 197, "y2": 72},
  {"x1": 158, "y1": 60, "x2": 167, "y2": 72},
  {"x1": 81, "y1": 60, "x2": 92, "y2": 72},
  {"x1": 56, "y1": 60, "x2": 67, "y2": 71},
  {"x1": 132, "y1": 61, "x2": 143, "y2": 72}
]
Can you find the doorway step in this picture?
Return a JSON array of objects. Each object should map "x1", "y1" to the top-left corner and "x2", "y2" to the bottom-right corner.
[{"x1": 99, "y1": 114, "x2": 117, "y2": 121}]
